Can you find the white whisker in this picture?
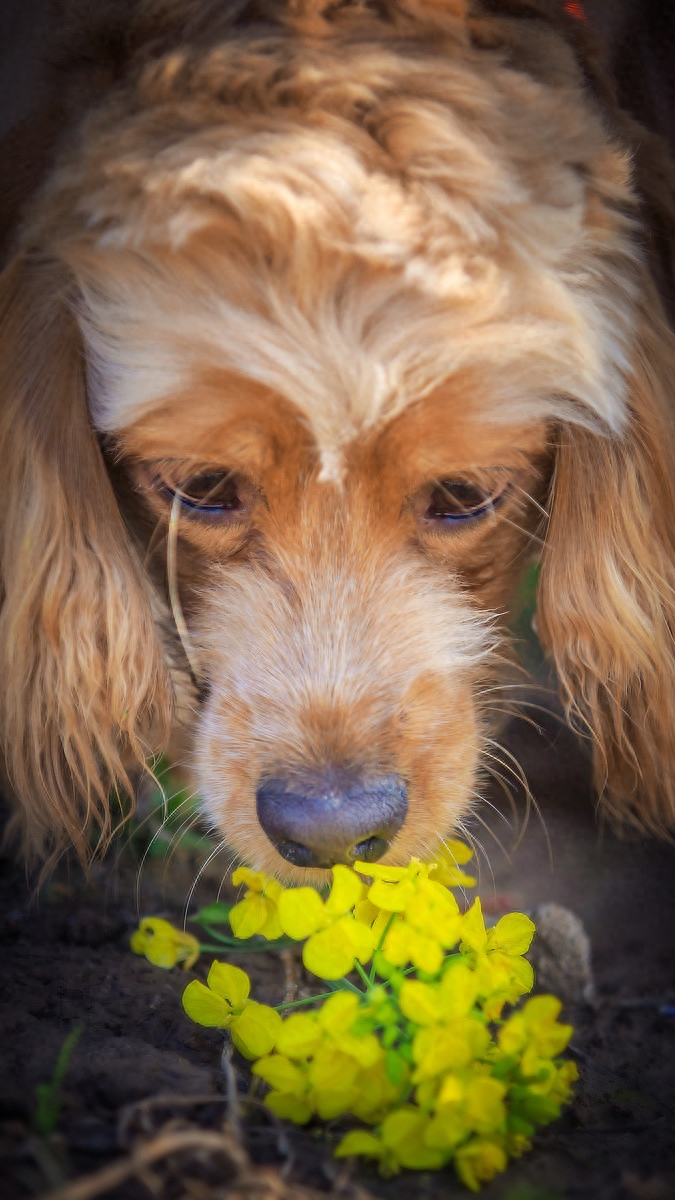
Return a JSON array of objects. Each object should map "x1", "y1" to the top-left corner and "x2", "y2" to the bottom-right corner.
[
  {"x1": 183, "y1": 838, "x2": 229, "y2": 927},
  {"x1": 167, "y1": 491, "x2": 202, "y2": 681}
]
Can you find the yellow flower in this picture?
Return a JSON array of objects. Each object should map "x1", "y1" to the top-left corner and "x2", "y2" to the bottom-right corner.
[
  {"x1": 354, "y1": 860, "x2": 466, "y2": 975},
  {"x1": 338, "y1": 1107, "x2": 447, "y2": 1174},
  {"x1": 355, "y1": 859, "x2": 428, "y2": 911},
  {"x1": 454, "y1": 1136, "x2": 508, "y2": 1192},
  {"x1": 229, "y1": 867, "x2": 284, "y2": 940},
  {"x1": 182, "y1": 961, "x2": 281, "y2": 1058},
  {"x1": 548, "y1": 1059, "x2": 579, "y2": 1105},
  {"x1": 498, "y1": 995, "x2": 573, "y2": 1065},
  {"x1": 253, "y1": 1053, "x2": 313, "y2": 1124},
  {"x1": 487, "y1": 911, "x2": 537, "y2": 956},
  {"x1": 460, "y1": 899, "x2": 535, "y2": 1016},
  {"x1": 130, "y1": 917, "x2": 200, "y2": 970},
  {"x1": 430, "y1": 839, "x2": 477, "y2": 889},
  {"x1": 277, "y1": 865, "x2": 373, "y2": 979},
  {"x1": 423, "y1": 1075, "x2": 507, "y2": 1152},
  {"x1": 411, "y1": 1018, "x2": 489, "y2": 1084}
]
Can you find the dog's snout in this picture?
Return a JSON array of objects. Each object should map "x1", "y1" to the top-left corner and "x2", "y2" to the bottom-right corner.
[{"x1": 255, "y1": 769, "x2": 408, "y2": 869}]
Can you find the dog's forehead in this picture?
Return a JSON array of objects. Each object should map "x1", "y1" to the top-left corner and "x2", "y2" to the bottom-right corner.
[{"x1": 66, "y1": 36, "x2": 639, "y2": 454}]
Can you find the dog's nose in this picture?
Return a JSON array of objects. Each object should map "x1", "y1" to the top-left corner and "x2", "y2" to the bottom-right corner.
[{"x1": 256, "y1": 769, "x2": 408, "y2": 869}]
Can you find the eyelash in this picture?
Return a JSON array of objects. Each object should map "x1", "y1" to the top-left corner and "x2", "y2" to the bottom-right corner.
[
  {"x1": 144, "y1": 466, "x2": 249, "y2": 523},
  {"x1": 424, "y1": 479, "x2": 508, "y2": 524}
]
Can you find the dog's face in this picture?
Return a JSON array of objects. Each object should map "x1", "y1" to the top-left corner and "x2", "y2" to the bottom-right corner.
[
  {"x1": 122, "y1": 368, "x2": 549, "y2": 876},
  {"x1": 3, "y1": 0, "x2": 675, "y2": 872}
]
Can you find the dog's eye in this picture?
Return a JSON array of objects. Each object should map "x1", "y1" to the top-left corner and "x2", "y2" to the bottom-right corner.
[
  {"x1": 425, "y1": 479, "x2": 504, "y2": 522},
  {"x1": 158, "y1": 469, "x2": 251, "y2": 522},
  {"x1": 172, "y1": 471, "x2": 242, "y2": 513}
]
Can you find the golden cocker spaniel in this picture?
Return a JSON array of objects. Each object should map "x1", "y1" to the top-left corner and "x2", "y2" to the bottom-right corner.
[{"x1": 2, "y1": 0, "x2": 675, "y2": 878}]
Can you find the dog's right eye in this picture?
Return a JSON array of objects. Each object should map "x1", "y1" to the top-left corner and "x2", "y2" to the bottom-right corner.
[
  {"x1": 140, "y1": 463, "x2": 254, "y2": 523},
  {"x1": 170, "y1": 470, "x2": 243, "y2": 515}
]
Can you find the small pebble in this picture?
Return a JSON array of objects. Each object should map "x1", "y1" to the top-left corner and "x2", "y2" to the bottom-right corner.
[{"x1": 528, "y1": 902, "x2": 594, "y2": 1004}]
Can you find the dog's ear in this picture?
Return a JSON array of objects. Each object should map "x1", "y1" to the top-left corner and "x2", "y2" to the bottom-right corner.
[
  {"x1": 0, "y1": 254, "x2": 173, "y2": 868},
  {"x1": 537, "y1": 283, "x2": 675, "y2": 834}
]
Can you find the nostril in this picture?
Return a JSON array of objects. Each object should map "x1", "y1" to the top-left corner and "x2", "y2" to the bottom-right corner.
[
  {"x1": 275, "y1": 840, "x2": 319, "y2": 868},
  {"x1": 256, "y1": 769, "x2": 407, "y2": 867},
  {"x1": 349, "y1": 835, "x2": 388, "y2": 863}
]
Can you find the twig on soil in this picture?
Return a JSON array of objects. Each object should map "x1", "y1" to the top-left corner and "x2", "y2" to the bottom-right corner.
[
  {"x1": 37, "y1": 1120, "x2": 363, "y2": 1200},
  {"x1": 118, "y1": 1092, "x2": 229, "y2": 1148},
  {"x1": 37, "y1": 1126, "x2": 253, "y2": 1200},
  {"x1": 220, "y1": 1037, "x2": 245, "y2": 1150},
  {"x1": 279, "y1": 948, "x2": 299, "y2": 1004}
]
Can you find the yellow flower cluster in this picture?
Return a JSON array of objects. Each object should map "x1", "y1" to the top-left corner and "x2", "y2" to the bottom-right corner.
[{"x1": 131, "y1": 842, "x2": 578, "y2": 1192}]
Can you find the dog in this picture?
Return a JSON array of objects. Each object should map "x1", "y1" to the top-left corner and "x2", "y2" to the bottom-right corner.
[{"x1": 1, "y1": 0, "x2": 675, "y2": 880}]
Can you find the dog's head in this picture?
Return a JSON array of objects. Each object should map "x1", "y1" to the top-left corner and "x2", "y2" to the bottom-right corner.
[{"x1": 2, "y1": 0, "x2": 675, "y2": 875}]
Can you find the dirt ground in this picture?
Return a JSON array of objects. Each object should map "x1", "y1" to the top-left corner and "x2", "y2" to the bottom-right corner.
[{"x1": 1, "y1": 685, "x2": 674, "y2": 1200}]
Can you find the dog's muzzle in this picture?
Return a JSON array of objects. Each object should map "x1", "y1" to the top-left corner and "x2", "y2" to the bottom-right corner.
[{"x1": 255, "y1": 768, "x2": 408, "y2": 868}]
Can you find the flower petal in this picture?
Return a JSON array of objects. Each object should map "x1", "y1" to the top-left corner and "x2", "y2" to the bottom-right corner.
[
  {"x1": 380, "y1": 1108, "x2": 446, "y2": 1170},
  {"x1": 324, "y1": 864, "x2": 363, "y2": 915},
  {"x1": 144, "y1": 938, "x2": 179, "y2": 969},
  {"x1": 439, "y1": 960, "x2": 480, "y2": 1016},
  {"x1": 182, "y1": 979, "x2": 233, "y2": 1027},
  {"x1": 229, "y1": 894, "x2": 269, "y2": 940},
  {"x1": 259, "y1": 902, "x2": 285, "y2": 941},
  {"x1": 278, "y1": 887, "x2": 325, "y2": 940},
  {"x1": 231, "y1": 866, "x2": 268, "y2": 893},
  {"x1": 252, "y1": 1054, "x2": 306, "y2": 1093},
  {"x1": 367, "y1": 878, "x2": 417, "y2": 913},
  {"x1": 207, "y1": 961, "x2": 250, "y2": 1008},
  {"x1": 335, "y1": 1130, "x2": 383, "y2": 1159},
  {"x1": 317, "y1": 990, "x2": 360, "y2": 1035},
  {"x1": 460, "y1": 897, "x2": 488, "y2": 953},
  {"x1": 487, "y1": 912, "x2": 536, "y2": 956},
  {"x1": 303, "y1": 924, "x2": 356, "y2": 980},
  {"x1": 399, "y1": 980, "x2": 444, "y2": 1026},
  {"x1": 265, "y1": 1092, "x2": 314, "y2": 1124},
  {"x1": 455, "y1": 1137, "x2": 507, "y2": 1191},
  {"x1": 354, "y1": 863, "x2": 409, "y2": 881},
  {"x1": 275, "y1": 1013, "x2": 321, "y2": 1059},
  {"x1": 231, "y1": 1001, "x2": 282, "y2": 1059}
]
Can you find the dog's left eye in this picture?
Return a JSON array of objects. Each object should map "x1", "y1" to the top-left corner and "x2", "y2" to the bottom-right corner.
[{"x1": 425, "y1": 479, "x2": 505, "y2": 522}]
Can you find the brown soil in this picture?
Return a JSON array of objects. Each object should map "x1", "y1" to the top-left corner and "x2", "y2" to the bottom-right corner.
[{"x1": 1, "y1": 696, "x2": 674, "y2": 1200}]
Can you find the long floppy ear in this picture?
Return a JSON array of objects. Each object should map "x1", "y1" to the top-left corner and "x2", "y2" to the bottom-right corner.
[
  {"x1": 537, "y1": 287, "x2": 675, "y2": 834},
  {"x1": 0, "y1": 254, "x2": 173, "y2": 868}
]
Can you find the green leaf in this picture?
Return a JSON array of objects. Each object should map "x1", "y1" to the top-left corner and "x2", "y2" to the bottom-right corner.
[{"x1": 193, "y1": 902, "x2": 233, "y2": 926}]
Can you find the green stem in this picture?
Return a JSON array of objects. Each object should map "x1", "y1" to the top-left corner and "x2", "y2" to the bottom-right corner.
[
  {"x1": 339, "y1": 977, "x2": 364, "y2": 995},
  {"x1": 275, "y1": 992, "x2": 336, "y2": 1011},
  {"x1": 354, "y1": 961, "x2": 372, "y2": 990},
  {"x1": 370, "y1": 913, "x2": 396, "y2": 985},
  {"x1": 201, "y1": 925, "x2": 241, "y2": 945},
  {"x1": 198, "y1": 941, "x2": 297, "y2": 955}
]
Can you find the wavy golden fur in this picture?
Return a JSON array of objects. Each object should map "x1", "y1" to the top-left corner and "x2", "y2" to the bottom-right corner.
[{"x1": 1, "y1": 0, "x2": 675, "y2": 876}]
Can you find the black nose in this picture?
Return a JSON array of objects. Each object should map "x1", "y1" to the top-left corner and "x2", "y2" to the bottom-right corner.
[{"x1": 256, "y1": 769, "x2": 408, "y2": 869}]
